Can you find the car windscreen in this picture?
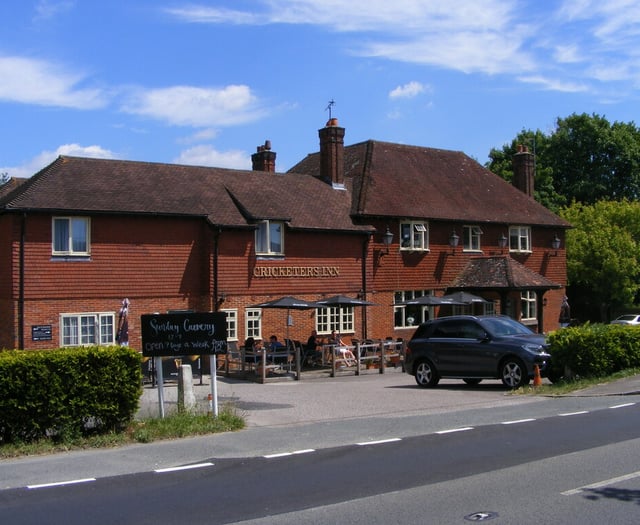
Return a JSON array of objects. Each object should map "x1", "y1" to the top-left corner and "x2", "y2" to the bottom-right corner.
[{"x1": 480, "y1": 317, "x2": 533, "y2": 336}]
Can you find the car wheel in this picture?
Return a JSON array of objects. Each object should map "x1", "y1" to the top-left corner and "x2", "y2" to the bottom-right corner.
[
  {"x1": 500, "y1": 358, "x2": 529, "y2": 389},
  {"x1": 415, "y1": 360, "x2": 440, "y2": 388},
  {"x1": 463, "y1": 378, "x2": 482, "y2": 385}
]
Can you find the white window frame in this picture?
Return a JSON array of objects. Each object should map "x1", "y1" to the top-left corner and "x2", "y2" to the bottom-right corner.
[
  {"x1": 521, "y1": 291, "x2": 537, "y2": 322},
  {"x1": 255, "y1": 220, "x2": 284, "y2": 256},
  {"x1": 60, "y1": 312, "x2": 115, "y2": 347},
  {"x1": 221, "y1": 308, "x2": 238, "y2": 341},
  {"x1": 316, "y1": 306, "x2": 354, "y2": 335},
  {"x1": 509, "y1": 225, "x2": 531, "y2": 253},
  {"x1": 462, "y1": 225, "x2": 483, "y2": 252},
  {"x1": 52, "y1": 217, "x2": 91, "y2": 256},
  {"x1": 245, "y1": 308, "x2": 262, "y2": 340},
  {"x1": 399, "y1": 221, "x2": 429, "y2": 251},
  {"x1": 394, "y1": 290, "x2": 433, "y2": 328}
]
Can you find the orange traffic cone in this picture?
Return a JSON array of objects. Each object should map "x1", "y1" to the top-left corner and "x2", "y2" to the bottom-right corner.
[{"x1": 533, "y1": 364, "x2": 542, "y2": 387}]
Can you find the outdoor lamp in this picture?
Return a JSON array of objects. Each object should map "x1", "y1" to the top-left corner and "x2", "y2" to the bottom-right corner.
[
  {"x1": 449, "y1": 230, "x2": 460, "y2": 252},
  {"x1": 551, "y1": 234, "x2": 561, "y2": 251},
  {"x1": 498, "y1": 233, "x2": 508, "y2": 249},
  {"x1": 382, "y1": 227, "x2": 394, "y2": 254}
]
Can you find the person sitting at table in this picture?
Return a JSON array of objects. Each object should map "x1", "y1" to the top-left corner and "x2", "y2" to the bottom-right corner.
[
  {"x1": 329, "y1": 330, "x2": 356, "y2": 366},
  {"x1": 243, "y1": 337, "x2": 258, "y2": 365},
  {"x1": 304, "y1": 330, "x2": 322, "y2": 366},
  {"x1": 268, "y1": 335, "x2": 287, "y2": 364}
]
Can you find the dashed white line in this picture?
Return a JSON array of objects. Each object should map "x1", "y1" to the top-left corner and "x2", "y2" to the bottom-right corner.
[
  {"x1": 264, "y1": 449, "x2": 315, "y2": 459},
  {"x1": 356, "y1": 438, "x2": 402, "y2": 446},
  {"x1": 562, "y1": 470, "x2": 640, "y2": 496},
  {"x1": 558, "y1": 410, "x2": 589, "y2": 417},
  {"x1": 155, "y1": 462, "x2": 214, "y2": 473},
  {"x1": 436, "y1": 427, "x2": 474, "y2": 435},
  {"x1": 609, "y1": 402, "x2": 636, "y2": 409},
  {"x1": 501, "y1": 418, "x2": 536, "y2": 425},
  {"x1": 28, "y1": 478, "x2": 96, "y2": 490}
]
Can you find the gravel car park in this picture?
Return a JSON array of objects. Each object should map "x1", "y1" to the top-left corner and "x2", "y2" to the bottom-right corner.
[{"x1": 404, "y1": 315, "x2": 551, "y2": 389}]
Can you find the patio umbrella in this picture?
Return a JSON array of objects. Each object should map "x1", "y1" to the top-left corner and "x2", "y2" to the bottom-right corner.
[
  {"x1": 249, "y1": 296, "x2": 322, "y2": 341},
  {"x1": 440, "y1": 291, "x2": 490, "y2": 304},
  {"x1": 396, "y1": 295, "x2": 465, "y2": 306},
  {"x1": 316, "y1": 295, "x2": 377, "y2": 307}
]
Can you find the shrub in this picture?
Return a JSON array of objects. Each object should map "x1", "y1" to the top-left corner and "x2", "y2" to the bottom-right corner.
[
  {"x1": 0, "y1": 346, "x2": 141, "y2": 444},
  {"x1": 548, "y1": 323, "x2": 640, "y2": 379}
]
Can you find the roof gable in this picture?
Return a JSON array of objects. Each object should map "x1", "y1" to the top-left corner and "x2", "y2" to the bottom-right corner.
[{"x1": 290, "y1": 140, "x2": 570, "y2": 228}]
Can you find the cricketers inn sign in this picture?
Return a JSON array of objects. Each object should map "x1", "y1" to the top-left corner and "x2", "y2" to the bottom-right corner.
[{"x1": 253, "y1": 266, "x2": 340, "y2": 278}]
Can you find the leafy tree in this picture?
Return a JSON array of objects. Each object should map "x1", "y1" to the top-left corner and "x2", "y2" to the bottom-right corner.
[
  {"x1": 487, "y1": 113, "x2": 640, "y2": 207},
  {"x1": 560, "y1": 200, "x2": 640, "y2": 321},
  {"x1": 0, "y1": 172, "x2": 8, "y2": 185}
]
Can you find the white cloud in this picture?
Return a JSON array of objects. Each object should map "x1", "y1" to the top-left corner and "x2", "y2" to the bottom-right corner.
[
  {"x1": 121, "y1": 85, "x2": 267, "y2": 127},
  {"x1": 517, "y1": 75, "x2": 588, "y2": 93},
  {"x1": 173, "y1": 145, "x2": 251, "y2": 170},
  {"x1": 0, "y1": 56, "x2": 106, "y2": 109},
  {"x1": 389, "y1": 81, "x2": 427, "y2": 99},
  {"x1": 177, "y1": 128, "x2": 220, "y2": 145},
  {"x1": 1, "y1": 144, "x2": 116, "y2": 178},
  {"x1": 34, "y1": 0, "x2": 75, "y2": 21}
]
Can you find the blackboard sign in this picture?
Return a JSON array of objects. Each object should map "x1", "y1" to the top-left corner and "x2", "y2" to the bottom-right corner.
[
  {"x1": 141, "y1": 312, "x2": 227, "y2": 357},
  {"x1": 31, "y1": 324, "x2": 52, "y2": 341}
]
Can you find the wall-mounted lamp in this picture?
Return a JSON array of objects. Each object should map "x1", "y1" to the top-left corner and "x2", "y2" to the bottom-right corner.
[
  {"x1": 217, "y1": 291, "x2": 226, "y2": 306},
  {"x1": 498, "y1": 233, "x2": 508, "y2": 250},
  {"x1": 381, "y1": 227, "x2": 394, "y2": 255},
  {"x1": 543, "y1": 297, "x2": 548, "y2": 307},
  {"x1": 548, "y1": 234, "x2": 561, "y2": 256},
  {"x1": 449, "y1": 230, "x2": 460, "y2": 254}
]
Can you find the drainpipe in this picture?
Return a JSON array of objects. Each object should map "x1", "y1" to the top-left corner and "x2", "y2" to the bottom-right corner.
[
  {"x1": 361, "y1": 234, "x2": 370, "y2": 338},
  {"x1": 213, "y1": 227, "x2": 221, "y2": 312},
  {"x1": 18, "y1": 212, "x2": 26, "y2": 349}
]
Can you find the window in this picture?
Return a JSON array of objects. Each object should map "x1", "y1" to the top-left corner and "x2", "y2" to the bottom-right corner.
[
  {"x1": 521, "y1": 291, "x2": 537, "y2": 321},
  {"x1": 255, "y1": 220, "x2": 284, "y2": 256},
  {"x1": 400, "y1": 221, "x2": 428, "y2": 251},
  {"x1": 245, "y1": 308, "x2": 262, "y2": 340},
  {"x1": 316, "y1": 306, "x2": 354, "y2": 335},
  {"x1": 509, "y1": 226, "x2": 531, "y2": 252},
  {"x1": 394, "y1": 290, "x2": 432, "y2": 328},
  {"x1": 60, "y1": 312, "x2": 114, "y2": 346},
  {"x1": 462, "y1": 226, "x2": 483, "y2": 251},
  {"x1": 221, "y1": 309, "x2": 238, "y2": 341},
  {"x1": 53, "y1": 217, "x2": 90, "y2": 255}
]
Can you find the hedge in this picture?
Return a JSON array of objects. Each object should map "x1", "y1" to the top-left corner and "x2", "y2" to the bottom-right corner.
[
  {"x1": 548, "y1": 323, "x2": 640, "y2": 380},
  {"x1": 0, "y1": 346, "x2": 142, "y2": 444}
]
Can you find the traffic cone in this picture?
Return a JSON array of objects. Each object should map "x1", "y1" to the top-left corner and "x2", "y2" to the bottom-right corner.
[
  {"x1": 207, "y1": 393, "x2": 213, "y2": 416},
  {"x1": 533, "y1": 364, "x2": 542, "y2": 387}
]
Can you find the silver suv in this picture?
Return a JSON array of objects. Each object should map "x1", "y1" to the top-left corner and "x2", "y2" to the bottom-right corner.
[{"x1": 404, "y1": 315, "x2": 551, "y2": 389}]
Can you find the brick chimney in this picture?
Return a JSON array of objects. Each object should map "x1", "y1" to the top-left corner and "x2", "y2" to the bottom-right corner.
[
  {"x1": 512, "y1": 144, "x2": 534, "y2": 197},
  {"x1": 319, "y1": 118, "x2": 345, "y2": 188},
  {"x1": 251, "y1": 140, "x2": 276, "y2": 172}
]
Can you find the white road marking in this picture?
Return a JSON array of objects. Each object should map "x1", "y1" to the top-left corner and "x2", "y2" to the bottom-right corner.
[
  {"x1": 264, "y1": 449, "x2": 315, "y2": 458},
  {"x1": 436, "y1": 427, "x2": 474, "y2": 434},
  {"x1": 609, "y1": 402, "x2": 636, "y2": 409},
  {"x1": 154, "y1": 462, "x2": 214, "y2": 473},
  {"x1": 562, "y1": 470, "x2": 640, "y2": 496},
  {"x1": 356, "y1": 438, "x2": 402, "y2": 446},
  {"x1": 558, "y1": 411, "x2": 589, "y2": 416},
  {"x1": 27, "y1": 478, "x2": 96, "y2": 490},
  {"x1": 501, "y1": 418, "x2": 536, "y2": 425}
]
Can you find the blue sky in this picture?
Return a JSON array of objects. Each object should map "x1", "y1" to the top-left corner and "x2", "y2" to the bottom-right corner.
[{"x1": 2, "y1": 1, "x2": 640, "y2": 178}]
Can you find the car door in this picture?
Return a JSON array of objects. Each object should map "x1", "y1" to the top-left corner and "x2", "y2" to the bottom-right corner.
[{"x1": 430, "y1": 319, "x2": 493, "y2": 377}]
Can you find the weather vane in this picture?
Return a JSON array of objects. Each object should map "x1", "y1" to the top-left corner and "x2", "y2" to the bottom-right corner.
[{"x1": 326, "y1": 99, "x2": 336, "y2": 119}]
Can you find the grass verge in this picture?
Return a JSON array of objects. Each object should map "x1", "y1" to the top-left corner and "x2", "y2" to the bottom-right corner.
[
  {"x1": 0, "y1": 406, "x2": 244, "y2": 459},
  {"x1": 514, "y1": 367, "x2": 640, "y2": 396}
]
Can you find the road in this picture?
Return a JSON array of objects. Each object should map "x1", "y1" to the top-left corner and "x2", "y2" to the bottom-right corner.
[{"x1": 1, "y1": 393, "x2": 638, "y2": 524}]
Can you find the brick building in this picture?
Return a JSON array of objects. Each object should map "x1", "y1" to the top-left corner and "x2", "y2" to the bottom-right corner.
[{"x1": 0, "y1": 118, "x2": 569, "y2": 351}]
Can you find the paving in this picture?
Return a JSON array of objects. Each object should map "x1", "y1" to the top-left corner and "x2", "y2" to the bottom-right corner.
[{"x1": 1, "y1": 368, "x2": 639, "y2": 491}]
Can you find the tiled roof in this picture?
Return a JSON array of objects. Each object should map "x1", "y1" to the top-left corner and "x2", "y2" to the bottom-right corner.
[
  {"x1": 0, "y1": 156, "x2": 372, "y2": 234},
  {"x1": 0, "y1": 177, "x2": 29, "y2": 201},
  {"x1": 290, "y1": 140, "x2": 570, "y2": 228},
  {"x1": 449, "y1": 256, "x2": 561, "y2": 290}
]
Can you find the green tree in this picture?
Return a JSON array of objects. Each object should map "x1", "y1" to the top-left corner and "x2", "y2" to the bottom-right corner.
[
  {"x1": 0, "y1": 172, "x2": 8, "y2": 185},
  {"x1": 486, "y1": 129, "x2": 563, "y2": 212},
  {"x1": 487, "y1": 113, "x2": 640, "y2": 207},
  {"x1": 560, "y1": 200, "x2": 640, "y2": 321}
]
